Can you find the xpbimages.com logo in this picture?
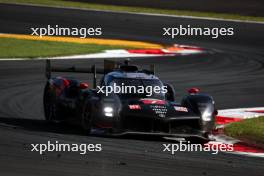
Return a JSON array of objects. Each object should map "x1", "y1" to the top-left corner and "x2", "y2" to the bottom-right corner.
[{"x1": 30, "y1": 25, "x2": 102, "y2": 38}]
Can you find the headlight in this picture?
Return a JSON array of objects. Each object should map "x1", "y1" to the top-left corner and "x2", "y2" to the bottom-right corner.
[
  {"x1": 201, "y1": 110, "x2": 212, "y2": 121},
  {"x1": 104, "y1": 107, "x2": 113, "y2": 117},
  {"x1": 104, "y1": 107, "x2": 113, "y2": 113}
]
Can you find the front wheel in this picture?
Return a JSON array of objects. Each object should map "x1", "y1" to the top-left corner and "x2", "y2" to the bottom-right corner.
[
  {"x1": 188, "y1": 136, "x2": 210, "y2": 144},
  {"x1": 81, "y1": 103, "x2": 93, "y2": 134},
  {"x1": 43, "y1": 83, "x2": 56, "y2": 122}
]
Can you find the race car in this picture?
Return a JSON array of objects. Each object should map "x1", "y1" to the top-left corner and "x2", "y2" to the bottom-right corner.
[{"x1": 43, "y1": 59, "x2": 217, "y2": 140}]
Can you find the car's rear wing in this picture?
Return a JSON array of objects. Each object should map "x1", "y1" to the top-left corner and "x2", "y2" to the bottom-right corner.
[{"x1": 45, "y1": 59, "x2": 155, "y2": 89}]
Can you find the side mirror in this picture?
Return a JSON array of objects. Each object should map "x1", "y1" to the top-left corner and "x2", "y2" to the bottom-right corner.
[
  {"x1": 79, "y1": 82, "x2": 89, "y2": 89},
  {"x1": 188, "y1": 87, "x2": 200, "y2": 94},
  {"x1": 164, "y1": 83, "x2": 176, "y2": 102}
]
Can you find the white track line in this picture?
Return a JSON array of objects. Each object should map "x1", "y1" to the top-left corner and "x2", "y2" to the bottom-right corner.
[
  {"x1": 228, "y1": 151, "x2": 264, "y2": 158},
  {"x1": 218, "y1": 107, "x2": 264, "y2": 119},
  {"x1": 2, "y1": 2, "x2": 264, "y2": 24},
  {"x1": 0, "y1": 52, "x2": 166, "y2": 61},
  {"x1": 0, "y1": 46, "x2": 203, "y2": 61}
]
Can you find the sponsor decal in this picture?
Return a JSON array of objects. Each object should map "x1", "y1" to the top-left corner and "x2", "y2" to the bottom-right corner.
[
  {"x1": 150, "y1": 105, "x2": 167, "y2": 117},
  {"x1": 129, "y1": 105, "x2": 141, "y2": 110},
  {"x1": 174, "y1": 106, "x2": 188, "y2": 112},
  {"x1": 141, "y1": 98, "x2": 166, "y2": 105}
]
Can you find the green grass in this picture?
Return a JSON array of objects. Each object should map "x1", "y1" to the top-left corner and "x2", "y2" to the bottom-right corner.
[
  {"x1": 224, "y1": 116, "x2": 264, "y2": 144},
  {"x1": 0, "y1": 38, "x2": 128, "y2": 59},
  {"x1": 1, "y1": 0, "x2": 264, "y2": 22}
]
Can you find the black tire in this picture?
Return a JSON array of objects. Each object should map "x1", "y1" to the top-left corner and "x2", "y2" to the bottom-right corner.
[
  {"x1": 181, "y1": 94, "x2": 215, "y2": 133},
  {"x1": 43, "y1": 83, "x2": 56, "y2": 122},
  {"x1": 81, "y1": 102, "x2": 93, "y2": 134},
  {"x1": 188, "y1": 137, "x2": 210, "y2": 144}
]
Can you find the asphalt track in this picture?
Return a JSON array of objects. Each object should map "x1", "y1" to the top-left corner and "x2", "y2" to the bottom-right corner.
[
  {"x1": 0, "y1": 3, "x2": 264, "y2": 176},
  {"x1": 73, "y1": 0, "x2": 264, "y2": 16}
]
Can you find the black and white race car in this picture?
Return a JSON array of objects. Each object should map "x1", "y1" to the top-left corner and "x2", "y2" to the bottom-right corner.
[{"x1": 44, "y1": 59, "x2": 217, "y2": 141}]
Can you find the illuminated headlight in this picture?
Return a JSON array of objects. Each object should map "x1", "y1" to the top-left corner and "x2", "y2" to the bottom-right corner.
[
  {"x1": 104, "y1": 107, "x2": 113, "y2": 117},
  {"x1": 104, "y1": 107, "x2": 113, "y2": 113},
  {"x1": 201, "y1": 110, "x2": 212, "y2": 121}
]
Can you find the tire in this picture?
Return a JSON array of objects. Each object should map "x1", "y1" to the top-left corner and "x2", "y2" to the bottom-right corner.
[
  {"x1": 43, "y1": 83, "x2": 56, "y2": 122},
  {"x1": 81, "y1": 102, "x2": 93, "y2": 134},
  {"x1": 181, "y1": 94, "x2": 215, "y2": 133},
  {"x1": 188, "y1": 137, "x2": 210, "y2": 144}
]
